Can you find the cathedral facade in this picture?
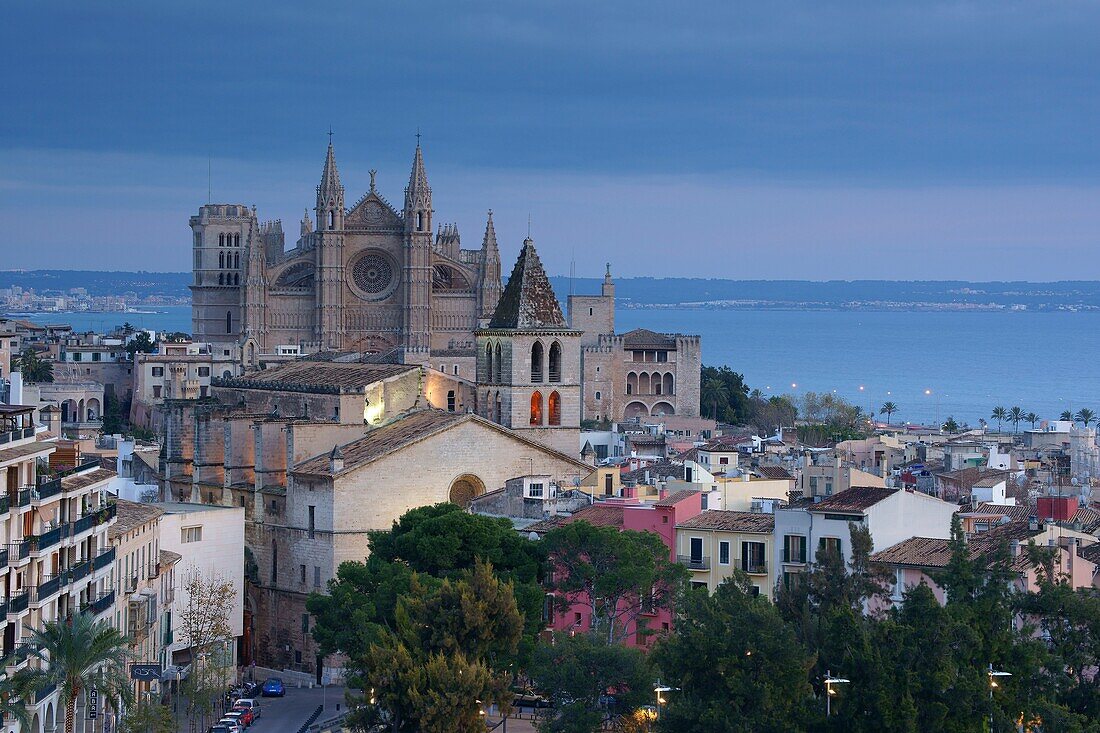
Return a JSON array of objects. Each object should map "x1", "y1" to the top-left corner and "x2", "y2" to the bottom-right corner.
[{"x1": 190, "y1": 141, "x2": 502, "y2": 371}]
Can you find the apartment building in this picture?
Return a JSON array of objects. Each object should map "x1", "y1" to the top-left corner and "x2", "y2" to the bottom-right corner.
[
  {"x1": 1, "y1": 406, "x2": 117, "y2": 733},
  {"x1": 674, "y1": 510, "x2": 778, "y2": 600},
  {"x1": 130, "y1": 342, "x2": 241, "y2": 431}
]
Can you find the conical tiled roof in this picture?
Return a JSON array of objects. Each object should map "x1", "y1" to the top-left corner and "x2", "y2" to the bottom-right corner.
[{"x1": 489, "y1": 238, "x2": 567, "y2": 329}]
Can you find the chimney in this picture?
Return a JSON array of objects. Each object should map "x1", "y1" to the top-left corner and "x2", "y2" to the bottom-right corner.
[
  {"x1": 329, "y1": 444, "x2": 344, "y2": 473},
  {"x1": 742, "y1": 470, "x2": 750, "y2": 483}
]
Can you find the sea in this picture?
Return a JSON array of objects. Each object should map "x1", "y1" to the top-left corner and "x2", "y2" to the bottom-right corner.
[{"x1": 11, "y1": 305, "x2": 1099, "y2": 427}]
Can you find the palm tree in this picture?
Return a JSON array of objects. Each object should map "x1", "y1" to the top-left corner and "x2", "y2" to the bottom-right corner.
[
  {"x1": 991, "y1": 406, "x2": 1007, "y2": 433},
  {"x1": 1008, "y1": 406, "x2": 1024, "y2": 434},
  {"x1": 1025, "y1": 412, "x2": 1039, "y2": 429},
  {"x1": 1075, "y1": 408, "x2": 1096, "y2": 427},
  {"x1": 0, "y1": 672, "x2": 35, "y2": 732},
  {"x1": 24, "y1": 614, "x2": 133, "y2": 733},
  {"x1": 1060, "y1": 410, "x2": 1074, "y2": 421},
  {"x1": 879, "y1": 401, "x2": 898, "y2": 426},
  {"x1": 978, "y1": 418, "x2": 987, "y2": 432},
  {"x1": 17, "y1": 348, "x2": 53, "y2": 383},
  {"x1": 700, "y1": 378, "x2": 728, "y2": 421}
]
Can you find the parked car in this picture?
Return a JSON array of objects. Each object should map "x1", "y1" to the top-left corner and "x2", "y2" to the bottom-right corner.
[
  {"x1": 215, "y1": 722, "x2": 243, "y2": 733},
  {"x1": 209, "y1": 726, "x2": 231, "y2": 733},
  {"x1": 233, "y1": 699, "x2": 262, "y2": 719},
  {"x1": 222, "y1": 710, "x2": 249, "y2": 729},
  {"x1": 261, "y1": 677, "x2": 286, "y2": 697},
  {"x1": 229, "y1": 707, "x2": 254, "y2": 726}
]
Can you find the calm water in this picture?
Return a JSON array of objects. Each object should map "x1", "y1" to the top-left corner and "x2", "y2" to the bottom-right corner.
[{"x1": 14, "y1": 305, "x2": 1099, "y2": 426}]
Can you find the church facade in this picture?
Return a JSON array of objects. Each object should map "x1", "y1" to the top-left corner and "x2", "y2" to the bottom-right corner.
[{"x1": 190, "y1": 141, "x2": 501, "y2": 374}]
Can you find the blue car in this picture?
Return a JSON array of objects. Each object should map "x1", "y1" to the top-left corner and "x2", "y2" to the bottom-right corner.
[{"x1": 261, "y1": 677, "x2": 285, "y2": 697}]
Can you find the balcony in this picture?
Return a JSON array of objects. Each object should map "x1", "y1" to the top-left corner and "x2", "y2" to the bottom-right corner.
[
  {"x1": 5, "y1": 540, "x2": 32, "y2": 565},
  {"x1": 10, "y1": 489, "x2": 31, "y2": 509},
  {"x1": 782, "y1": 547, "x2": 808, "y2": 564},
  {"x1": 148, "y1": 562, "x2": 161, "y2": 579},
  {"x1": 33, "y1": 574, "x2": 65, "y2": 603},
  {"x1": 92, "y1": 546, "x2": 115, "y2": 571},
  {"x1": 89, "y1": 590, "x2": 115, "y2": 616},
  {"x1": 741, "y1": 561, "x2": 769, "y2": 575},
  {"x1": 36, "y1": 524, "x2": 69, "y2": 552},
  {"x1": 71, "y1": 513, "x2": 96, "y2": 536},
  {"x1": 677, "y1": 555, "x2": 711, "y2": 570},
  {"x1": 6, "y1": 591, "x2": 29, "y2": 616},
  {"x1": 0, "y1": 426, "x2": 35, "y2": 444},
  {"x1": 69, "y1": 559, "x2": 92, "y2": 584},
  {"x1": 35, "y1": 681, "x2": 57, "y2": 703},
  {"x1": 2, "y1": 642, "x2": 37, "y2": 673}
]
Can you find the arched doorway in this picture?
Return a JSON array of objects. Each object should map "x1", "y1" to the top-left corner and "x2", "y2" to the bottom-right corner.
[
  {"x1": 449, "y1": 474, "x2": 486, "y2": 508},
  {"x1": 624, "y1": 401, "x2": 649, "y2": 419},
  {"x1": 651, "y1": 401, "x2": 675, "y2": 417}
]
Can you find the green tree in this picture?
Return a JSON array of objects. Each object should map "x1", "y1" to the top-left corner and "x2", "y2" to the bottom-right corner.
[
  {"x1": 1075, "y1": 408, "x2": 1095, "y2": 427},
  {"x1": 700, "y1": 377, "x2": 729, "y2": 421},
  {"x1": 530, "y1": 632, "x2": 652, "y2": 733},
  {"x1": 698, "y1": 365, "x2": 750, "y2": 423},
  {"x1": 361, "y1": 560, "x2": 521, "y2": 733},
  {"x1": 1060, "y1": 410, "x2": 1074, "y2": 421},
  {"x1": 541, "y1": 521, "x2": 688, "y2": 645},
  {"x1": 17, "y1": 347, "x2": 53, "y2": 383},
  {"x1": 1008, "y1": 406, "x2": 1024, "y2": 434},
  {"x1": 126, "y1": 332, "x2": 156, "y2": 359},
  {"x1": 0, "y1": 671, "x2": 36, "y2": 732},
  {"x1": 990, "y1": 406, "x2": 1007, "y2": 432},
  {"x1": 24, "y1": 614, "x2": 133, "y2": 733},
  {"x1": 941, "y1": 416, "x2": 960, "y2": 433},
  {"x1": 879, "y1": 401, "x2": 898, "y2": 425},
  {"x1": 1025, "y1": 412, "x2": 1039, "y2": 429},
  {"x1": 652, "y1": 576, "x2": 816, "y2": 732},
  {"x1": 118, "y1": 700, "x2": 176, "y2": 733}
]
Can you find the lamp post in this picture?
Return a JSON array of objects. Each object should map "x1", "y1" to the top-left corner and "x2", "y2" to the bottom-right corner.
[
  {"x1": 823, "y1": 670, "x2": 849, "y2": 716},
  {"x1": 988, "y1": 664, "x2": 1011, "y2": 732},
  {"x1": 654, "y1": 681, "x2": 678, "y2": 720}
]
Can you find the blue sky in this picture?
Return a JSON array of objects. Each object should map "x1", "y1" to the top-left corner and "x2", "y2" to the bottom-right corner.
[{"x1": 2, "y1": 1, "x2": 1099, "y2": 278}]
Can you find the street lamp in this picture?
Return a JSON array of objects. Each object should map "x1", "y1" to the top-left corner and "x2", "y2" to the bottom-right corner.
[
  {"x1": 988, "y1": 664, "x2": 1011, "y2": 731},
  {"x1": 823, "y1": 670, "x2": 849, "y2": 716},
  {"x1": 654, "y1": 681, "x2": 678, "y2": 719}
]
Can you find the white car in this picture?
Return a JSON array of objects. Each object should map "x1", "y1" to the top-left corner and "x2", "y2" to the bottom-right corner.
[{"x1": 217, "y1": 719, "x2": 243, "y2": 733}]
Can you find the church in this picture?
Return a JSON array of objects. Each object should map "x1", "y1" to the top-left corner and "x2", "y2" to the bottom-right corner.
[{"x1": 189, "y1": 139, "x2": 501, "y2": 376}]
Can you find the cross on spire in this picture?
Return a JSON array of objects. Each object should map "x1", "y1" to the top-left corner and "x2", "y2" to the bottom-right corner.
[
  {"x1": 327, "y1": 126, "x2": 334, "y2": 144},
  {"x1": 415, "y1": 127, "x2": 421, "y2": 145}
]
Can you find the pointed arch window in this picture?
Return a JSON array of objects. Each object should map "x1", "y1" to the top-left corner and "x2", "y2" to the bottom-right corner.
[
  {"x1": 219, "y1": 252, "x2": 225, "y2": 268},
  {"x1": 417, "y1": 211, "x2": 424, "y2": 231},
  {"x1": 494, "y1": 343, "x2": 502, "y2": 384},
  {"x1": 328, "y1": 210, "x2": 335, "y2": 230},
  {"x1": 234, "y1": 233, "x2": 240, "y2": 246},
  {"x1": 548, "y1": 391, "x2": 561, "y2": 426},
  {"x1": 548, "y1": 342, "x2": 562, "y2": 383},
  {"x1": 531, "y1": 341, "x2": 544, "y2": 383},
  {"x1": 530, "y1": 391, "x2": 543, "y2": 426},
  {"x1": 218, "y1": 273, "x2": 224, "y2": 286},
  {"x1": 495, "y1": 391, "x2": 502, "y2": 424},
  {"x1": 226, "y1": 310, "x2": 232, "y2": 334},
  {"x1": 219, "y1": 233, "x2": 225, "y2": 246},
  {"x1": 234, "y1": 273, "x2": 240, "y2": 286},
  {"x1": 234, "y1": 252, "x2": 240, "y2": 269},
  {"x1": 485, "y1": 342, "x2": 494, "y2": 383}
]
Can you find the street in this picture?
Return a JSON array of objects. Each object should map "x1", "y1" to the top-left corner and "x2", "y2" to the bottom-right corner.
[{"x1": 175, "y1": 685, "x2": 345, "y2": 733}]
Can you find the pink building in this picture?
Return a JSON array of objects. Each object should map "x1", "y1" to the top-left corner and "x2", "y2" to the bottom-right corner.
[
  {"x1": 869, "y1": 521, "x2": 1098, "y2": 614},
  {"x1": 530, "y1": 489, "x2": 702, "y2": 649}
]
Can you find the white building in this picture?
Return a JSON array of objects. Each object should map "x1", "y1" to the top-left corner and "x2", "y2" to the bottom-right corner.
[
  {"x1": 774, "y1": 487, "x2": 958, "y2": 590},
  {"x1": 156, "y1": 503, "x2": 245, "y2": 676}
]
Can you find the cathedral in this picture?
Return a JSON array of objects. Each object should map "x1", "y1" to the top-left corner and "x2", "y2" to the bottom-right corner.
[{"x1": 189, "y1": 140, "x2": 502, "y2": 372}]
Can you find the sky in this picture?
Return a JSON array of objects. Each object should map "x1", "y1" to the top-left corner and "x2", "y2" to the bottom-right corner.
[{"x1": 2, "y1": 1, "x2": 1100, "y2": 279}]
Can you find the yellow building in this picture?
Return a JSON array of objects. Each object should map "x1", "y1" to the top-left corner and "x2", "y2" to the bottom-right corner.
[{"x1": 674, "y1": 510, "x2": 777, "y2": 600}]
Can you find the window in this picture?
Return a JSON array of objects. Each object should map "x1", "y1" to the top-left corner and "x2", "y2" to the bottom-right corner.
[
  {"x1": 548, "y1": 342, "x2": 561, "y2": 382},
  {"x1": 152, "y1": 386, "x2": 162, "y2": 399},
  {"x1": 226, "y1": 311, "x2": 232, "y2": 334},
  {"x1": 588, "y1": 307, "x2": 593, "y2": 316},
  {"x1": 530, "y1": 341, "x2": 544, "y2": 382},
  {"x1": 198, "y1": 366, "x2": 210, "y2": 377},
  {"x1": 719, "y1": 457, "x2": 729, "y2": 465},
  {"x1": 573, "y1": 612, "x2": 583, "y2": 628},
  {"x1": 72, "y1": 352, "x2": 82, "y2": 362},
  {"x1": 308, "y1": 506, "x2": 316, "y2": 539},
  {"x1": 453, "y1": 364, "x2": 459, "y2": 376},
  {"x1": 741, "y1": 541, "x2": 766, "y2": 573},
  {"x1": 92, "y1": 352, "x2": 101, "y2": 362},
  {"x1": 548, "y1": 391, "x2": 561, "y2": 426},
  {"x1": 688, "y1": 537, "x2": 704, "y2": 565},
  {"x1": 527, "y1": 482, "x2": 544, "y2": 498},
  {"x1": 271, "y1": 539, "x2": 278, "y2": 582},
  {"x1": 447, "y1": 390, "x2": 456, "y2": 412},
  {"x1": 299, "y1": 565, "x2": 306, "y2": 584},
  {"x1": 301, "y1": 614, "x2": 309, "y2": 633},
  {"x1": 719, "y1": 541, "x2": 730, "y2": 565},
  {"x1": 530, "y1": 391, "x2": 543, "y2": 425},
  {"x1": 595, "y1": 390, "x2": 601, "y2": 401},
  {"x1": 784, "y1": 535, "x2": 807, "y2": 563},
  {"x1": 604, "y1": 473, "x2": 614, "y2": 496},
  {"x1": 329, "y1": 210, "x2": 336, "y2": 229},
  {"x1": 181, "y1": 526, "x2": 202, "y2": 543},
  {"x1": 151, "y1": 366, "x2": 164, "y2": 377},
  {"x1": 818, "y1": 537, "x2": 842, "y2": 558},
  {"x1": 314, "y1": 566, "x2": 321, "y2": 587},
  {"x1": 294, "y1": 650, "x2": 302, "y2": 665}
]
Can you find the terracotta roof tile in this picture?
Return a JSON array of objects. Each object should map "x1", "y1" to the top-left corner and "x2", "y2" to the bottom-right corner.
[
  {"x1": 221, "y1": 361, "x2": 416, "y2": 393},
  {"x1": 488, "y1": 240, "x2": 567, "y2": 329},
  {"x1": 970, "y1": 503, "x2": 1032, "y2": 522},
  {"x1": 525, "y1": 503, "x2": 626, "y2": 534},
  {"x1": 807, "y1": 487, "x2": 896, "y2": 513},
  {"x1": 110, "y1": 498, "x2": 164, "y2": 540},
  {"x1": 1078, "y1": 542, "x2": 1100, "y2": 565},
  {"x1": 0, "y1": 441, "x2": 55, "y2": 465},
  {"x1": 621, "y1": 329, "x2": 677, "y2": 350},
  {"x1": 677, "y1": 510, "x2": 774, "y2": 533},
  {"x1": 756, "y1": 465, "x2": 794, "y2": 480},
  {"x1": 654, "y1": 488, "x2": 700, "y2": 508},
  {"x1": 159, "y1": 549, "x2": 182, "y2": 566},
  {"x1": 1071, "y1": 506, "x2": 1100, "y2": 534},
  {"x1": 872, "y1": 530, "x2": 1038, "y2": 572},
  {"x1": 61, "y1": 467, "x2": 116, "y2": 492}
]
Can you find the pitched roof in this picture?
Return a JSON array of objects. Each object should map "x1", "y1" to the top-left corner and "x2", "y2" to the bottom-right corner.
[
  {"x1": 159, "y1": 549, "x2": 182, "y2": 567},
  {"x1": 1071, "y1": 505, "x2": 1100, "y2": 534},
  {"x1": 524, "y1": 503, "x2": 626, "y2": 534},
  {"x1": 654, "y1": 488, "x2": 700, "y2": 508},
  {"x1": 621, "y1": 461, "x2": 683, "y2": 484},
  {"x1": 872, "y1": 527, "x2": 1042, "y2": 573},
  {"x1": 807, "y1": 487, "x2": 896, "y2": 513},
  {"x1": 110, "y1": 498, "x2": 165, "y2": 540},
  {"x1": 973, "y1": 475, "x2": 1007, "y2": 488},
  {"x1": 292, "y1": 408, "x2": 586, "y2": 477},
  {"x1": 488, "y1": 240, "x2": 568, "y2": 329},
  {"x1": 221, "y1": 361, "x2": 416, "y2": 394},
  {"x1": 1078, "y1": 542, "x2": 1100, "y2": 565},
  {"x1": 677, "y1": 510, "x2": 774, "y2": 533},
  {"x1": 0, "y1": 440, "x2": 55, "y2": 465},
  {"x1": 61, "y1": 467, "x2": 115, "y2": 492},
  {"x1": 756, "y1": 465, "x2": 794, "y2": 481},
  {"x1": 621, "y1": 328, "x2": 677, "y2": 350},
  {"x1": 970, "y1": 503, "x2": 1032, "y2": 522}
]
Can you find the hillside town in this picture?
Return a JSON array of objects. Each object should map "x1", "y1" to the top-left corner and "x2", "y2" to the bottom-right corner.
[{"x1": 1, "y1": 135, "x2": 1099, "y2": 733}]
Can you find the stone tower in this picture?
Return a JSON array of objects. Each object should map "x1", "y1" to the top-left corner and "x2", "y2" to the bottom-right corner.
[
  {"x1": 315, "y1": 142, "x2": 346, "y2": 350},
  {"x1": 476, "y1": 238, "x2": 581, "y2": 457},
  {"x1": 402, "y1": 142, "x2": 433, "y2": 357}
]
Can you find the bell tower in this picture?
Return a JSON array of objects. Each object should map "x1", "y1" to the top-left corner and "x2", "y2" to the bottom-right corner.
[{"x1": 402, "y1": 138, "x2": 433, "y2": 356}]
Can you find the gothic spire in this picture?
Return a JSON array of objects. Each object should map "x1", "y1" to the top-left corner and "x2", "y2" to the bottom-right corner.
[
  {"x1": 404, "y1": 141, "x2": 431, "y2": 211},
  {"x1": 319, "y1": 141, "x2": 342, "y2": 195},
  {"x1": 481, "y1": 210, "x2": 499, "y2": 259}
]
